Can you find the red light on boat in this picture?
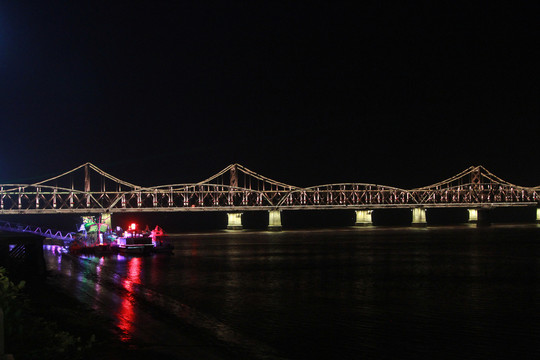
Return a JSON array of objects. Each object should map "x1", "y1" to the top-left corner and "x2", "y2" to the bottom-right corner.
[{"x1": 129, "y1": 223, "x2": 137, "y2": 231}]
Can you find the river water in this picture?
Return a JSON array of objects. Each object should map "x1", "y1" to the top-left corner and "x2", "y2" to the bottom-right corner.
[{"x1": 43, "y1": 225, "x2": 540, "y2": 359}]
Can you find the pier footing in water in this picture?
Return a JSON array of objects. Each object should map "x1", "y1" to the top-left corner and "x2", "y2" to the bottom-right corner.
[{"x1": 227, "y1": 213, "x2": 243, "y2": 230}]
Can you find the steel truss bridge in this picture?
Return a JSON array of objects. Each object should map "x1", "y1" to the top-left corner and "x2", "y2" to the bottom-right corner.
[{"x1": 0, "y1": 163, "x2": 538, "y2": 215}]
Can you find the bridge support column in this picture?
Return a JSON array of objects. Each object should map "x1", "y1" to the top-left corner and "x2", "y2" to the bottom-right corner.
[
  {"x1": 355, "y1": 210, "x2": 373, "y2": 226},
  {"x1": 537, "y1": 208, "x2": 540, "y2": 223},
  {"x1": 268, "y1": 210, "x2": 282, "y2": 231},
  {"x1": 468, "y1": 209, "x2": 478, "y2": 223},
  {"x1": 412, "y1": 208, "x2": 427, "y2": 226},
  {"x1": 227, "y1": 213, "x2": 243, "y2": 230},
  {"x1": 101, "y1": 212, "x2": 112, "y2": 229},
  {"x1": 2, "y1": 235, "x2": 47, "y2": 278},
  {"x1": 100, "y1": 213, "x2": 112, "y2": 244}
]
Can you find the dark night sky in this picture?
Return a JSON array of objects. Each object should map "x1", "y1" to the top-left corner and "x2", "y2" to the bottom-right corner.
[{"x1": 1, "y1": 1, "x2": 539, "y2": 189}]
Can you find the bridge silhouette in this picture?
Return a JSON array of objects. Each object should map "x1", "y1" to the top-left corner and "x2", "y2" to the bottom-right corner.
[{"x1": 0, "y1": 163, "x2": 539, "y2": 228}]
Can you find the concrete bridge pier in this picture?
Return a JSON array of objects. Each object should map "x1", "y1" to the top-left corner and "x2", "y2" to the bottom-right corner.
[
  {"x1": 101, "y1": 212, "x2": 112, "y2": 228},
  {"x1": 355, "y1": 210, "x2": 373, "y2": 226},
  {"x1": 468, "y1": 209, "x2": 478, "y2": 223},
  {"x1": 412, "y1": 208, "x2": 427, "y2": 226},
  {"x1": 227, "y1": 212, "x2": 243, "y2": 230},
  {"x1": 0, "y1": 234, "x2": 46, "y2": 278},
  {"x1": 268, "y1": 210, "x2": 282, "y2": 231}
]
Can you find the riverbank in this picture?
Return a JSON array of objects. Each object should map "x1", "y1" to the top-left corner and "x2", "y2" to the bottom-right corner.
[
  {"x1": 23, "y1": 276, "x2": 135, "y2": 360},
  {"x1": 23, "y1": 271, "x2": 234, "y2": 360}
]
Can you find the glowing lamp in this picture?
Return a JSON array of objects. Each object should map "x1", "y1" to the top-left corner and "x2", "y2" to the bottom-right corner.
[{"x1": 129, "y1": 223, "x2": 137, "y2": 231}]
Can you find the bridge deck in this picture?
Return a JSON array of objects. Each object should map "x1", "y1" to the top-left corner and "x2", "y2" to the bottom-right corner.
[
  {"x1": 0, "y1": 163, "x2": 538, "y2": 214},
  {"x1": 0, "y1": 202, "x2": 537, "y2": 215}
]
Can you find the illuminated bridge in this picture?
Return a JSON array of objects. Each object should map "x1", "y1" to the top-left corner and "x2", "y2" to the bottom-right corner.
[{"x1": 0, "y1": 163, "x2": 539, "y2": 229}]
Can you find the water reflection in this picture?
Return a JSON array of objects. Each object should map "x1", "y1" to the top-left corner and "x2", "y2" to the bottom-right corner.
[
  {"x1": 41, "y1": 226, "x2": 540, "y2": 359},
  {"x1": 93, "y1": 257, "x2": 104, "y2": 300},
  {"x1": 117, "y1": 257, "x2": 141, "y2": 342}
]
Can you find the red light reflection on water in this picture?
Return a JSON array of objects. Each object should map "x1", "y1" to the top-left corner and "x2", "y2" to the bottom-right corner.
[{"x1": 117, "y1": 257, "x2": 141, "y2": 342}]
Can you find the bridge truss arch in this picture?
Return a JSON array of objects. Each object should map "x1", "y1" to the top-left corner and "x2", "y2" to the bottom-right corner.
[
  {"x1": 109, "y1": 183, "x2": 277, "y2": 211},
  {"x1": 409, "y1": 165, "x2": 540, "y2": 207},
  {"x1": 0, "y1": 183, "x2": 119, "y2": 213},
  {"x1": 0, "y1": 163, "x2": 538, "y2": 214},
  {"x1": 277, "y1": 183, "x2": 417, "y2": 209}
]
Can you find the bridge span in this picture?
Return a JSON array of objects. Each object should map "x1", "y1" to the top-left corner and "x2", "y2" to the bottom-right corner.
[{"x1": 0, "y1": 163, "x2": 539, "y2": 229}]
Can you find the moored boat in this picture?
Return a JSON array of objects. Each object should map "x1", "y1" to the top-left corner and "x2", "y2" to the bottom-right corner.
[
  {"x1": 150, "y1": 225, "x2": 174, "y2": 253},
  {"x1": 116, "y1": 223, "x2": 158, "y2": 255},
  {"x1": 116, "y1": 236, "x2": 154, "y2": 254},
  {"x1": 69, "y1": 218, "x2": 170, "y2": 255}
]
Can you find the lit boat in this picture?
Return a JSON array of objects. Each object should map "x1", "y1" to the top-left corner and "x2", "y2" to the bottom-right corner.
[
  {"x1": 70, "y1": 218, "x2": 171, "y2": 255},
  {"x1": 116, "y1": 237, "x2": 154, "y2": 254},
  {"x1": 116, "y1": 223, "x2": 154, "y2": 254},
  {"x1": 116, "y1": 223, "x2": 157, "y2": 255},
  {"x1": 150, "y1": 225, "x2": 174, "y2": 253},
  {"x1": 70, "y1": 215, "x2": 115, "y2": 254}
]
